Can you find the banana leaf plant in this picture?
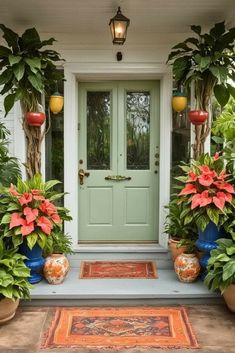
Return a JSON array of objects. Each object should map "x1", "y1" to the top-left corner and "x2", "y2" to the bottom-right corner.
[
  {"x1": 0, "y1": 24, "x2": 64, "y2": 178},
  {"x1": 167, "y1": 21, "x2": 235, "y2": 159}
]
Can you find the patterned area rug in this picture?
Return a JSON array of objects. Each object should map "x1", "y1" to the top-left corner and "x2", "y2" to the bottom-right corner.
[
  {"x1": 79, "y1": 261, "x2": 158, "y2": 279},
  {"x1": 42, "y1": 307, "x2": 199, "y2": 349}
]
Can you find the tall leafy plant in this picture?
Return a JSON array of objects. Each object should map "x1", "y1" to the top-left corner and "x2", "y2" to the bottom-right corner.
[
  {"x1": 0, "y1": 25, "x2": 64, "y2": 178},
  {"x1": 167, "y1": 21, "x2": 235, "y2": 159}
]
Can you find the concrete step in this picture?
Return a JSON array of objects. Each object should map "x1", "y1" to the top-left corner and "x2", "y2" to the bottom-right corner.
[{"x1": 24, "y1": 267, "x2": 220, "y2": 306}]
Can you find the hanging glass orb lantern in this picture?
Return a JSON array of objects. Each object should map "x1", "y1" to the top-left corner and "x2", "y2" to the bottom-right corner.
[
  {"x1": 172, "y1": 91, "x2": 187, "y2": 113},
  {"x1": 49, "y1": 92, "x2": 64, "y2": 114}
]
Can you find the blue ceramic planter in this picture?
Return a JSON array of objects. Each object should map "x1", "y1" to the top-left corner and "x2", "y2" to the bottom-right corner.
[
  {"x1": 19, "y1": 242, "x2": 45, "y2": 284},
  {"x1": 196, "y1": 221, "x2": 220, "y2": 279}
]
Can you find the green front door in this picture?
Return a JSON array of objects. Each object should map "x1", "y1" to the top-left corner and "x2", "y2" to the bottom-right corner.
[{"x1": 78, "y1": 81, "x2": 160, "y2": 242}]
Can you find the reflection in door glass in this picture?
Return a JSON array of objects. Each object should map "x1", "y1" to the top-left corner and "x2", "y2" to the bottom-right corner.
[
  {"x1": 87, "y1": 91, "x2": 111, "y2": 169},
  {"x1": 126, "y1": 91, "x2": 150, "y2": 169}
]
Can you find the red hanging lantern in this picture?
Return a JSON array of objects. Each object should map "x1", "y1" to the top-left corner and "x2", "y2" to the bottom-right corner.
[{"x1": 188, "y1": 110, "x2": 209, "y2": 125}]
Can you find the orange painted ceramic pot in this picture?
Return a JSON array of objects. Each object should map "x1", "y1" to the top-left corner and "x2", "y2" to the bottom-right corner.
[
  {"x1": 43, "y1": 254, "x2": 70, "y2": 285},
  {"x1": 174, "y1": 253, "x2": 200, "y2": 283}
]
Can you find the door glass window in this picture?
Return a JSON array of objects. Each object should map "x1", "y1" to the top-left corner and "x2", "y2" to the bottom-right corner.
[
  {"x1": 87, "y1": 91, "x2": 111, "y2": 170},
  {"x1": 126, "y1": 91, "x2": 150, "y2": 170}
]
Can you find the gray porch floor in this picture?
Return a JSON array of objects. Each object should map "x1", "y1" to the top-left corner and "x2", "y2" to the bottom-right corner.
[{"x1": 25, "y1": 265, "x2": 220, "y2": 306}]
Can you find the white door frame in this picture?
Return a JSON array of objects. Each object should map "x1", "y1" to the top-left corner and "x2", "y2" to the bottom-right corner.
[{"x1": 64, "y1": 62, "x2": 172, "y2": 250}]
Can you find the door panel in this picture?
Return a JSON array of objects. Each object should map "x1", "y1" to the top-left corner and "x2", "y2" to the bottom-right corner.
[{"x1": 78, "y1": 81, "x2": 159, "y2": 242}]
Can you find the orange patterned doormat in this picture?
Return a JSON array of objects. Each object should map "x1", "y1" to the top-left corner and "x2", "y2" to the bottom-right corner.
[
  {"x1": 79, "y1": 261, "x2": 158, "y2": 279},
  {"x1": 43, "y1": 307, "x2": 199, "y2": 349}
]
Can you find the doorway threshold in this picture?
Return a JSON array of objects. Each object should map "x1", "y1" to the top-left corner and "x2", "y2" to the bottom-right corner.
[{"x1": 74, "y1": 244, "x2": 168, "y2": 253}]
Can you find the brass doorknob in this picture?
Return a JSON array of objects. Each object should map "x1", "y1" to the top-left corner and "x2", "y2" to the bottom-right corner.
[{"x1": 78, "y1": 169, "x2": 90, "y2": 185}]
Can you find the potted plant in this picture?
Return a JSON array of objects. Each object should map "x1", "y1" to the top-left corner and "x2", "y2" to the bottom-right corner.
[
  {"x1": 167, "y1": 21, "x2": 235, "y2": 159},
  {"x1": 0, "y1": 24, "x2": 64, "y2": 178},
  {"x1": 0, "y1": 239, "x2": 31, "y2": 323},
  {"x1": 204, "y1": 236, "x2": 235, "y2": 312},
  {"x1": 0, "y1": 174, "x2": 72, "y2": 283},
  {"x1": 176, "y1": 153, "x2": 235, "y2": 276},
  {"x1": 42, "y1": 231, "x2": 73, "y2": 284},
  {"x1": 164, "y1": 197, "x2": 198, "y2": 261}
]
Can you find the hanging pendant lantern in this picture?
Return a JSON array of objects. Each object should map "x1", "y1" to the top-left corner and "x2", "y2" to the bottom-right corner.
[
  {"x1": 109, "y1": 7, "x2": 130, "y2": 45},
  {"x1": 172, "y1": 91, "x2": 187, "y2": 113},
  {"x1": 49, "y1": 92, "x2": 64, "y2": 114}
]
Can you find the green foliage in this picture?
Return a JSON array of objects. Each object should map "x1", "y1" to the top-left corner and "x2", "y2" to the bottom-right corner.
[
  {"x1": 43, "y1": 231, "x2": 73, "y2": 257},
  {"x1": 0, "y1": 122, "x2": 21, "y2": 186},
  {"x1": 0, "y1": 24, "x2": 64, "y2": 116},
  {"x1": 0, "y1": 239, "x2": 31, "y2": 300},
  {"x1": 167, "y1": 21, "x2": 235, "y2": 109},
  {"x1": 204, "y1": 238, "x2": 235, "y2": 293}
]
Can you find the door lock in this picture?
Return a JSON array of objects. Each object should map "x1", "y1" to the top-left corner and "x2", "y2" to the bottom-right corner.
[{"x1": 79, "y1": 169, "x2": 90, "y2": 185}]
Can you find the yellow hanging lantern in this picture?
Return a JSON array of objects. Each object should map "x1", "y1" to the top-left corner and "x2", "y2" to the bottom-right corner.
[
  {"x1": 49, "y1": 92, "x2": 64, "y2": 114},
  {"x1": 172, "y1": 92, "x2": 187, "y2": 113}
]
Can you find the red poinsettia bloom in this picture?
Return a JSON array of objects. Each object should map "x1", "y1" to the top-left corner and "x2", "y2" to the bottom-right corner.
[
  {"x1": 19, "y1": 193, "x2": 33, "y2": 206},
  {"x1": 213, "y1": 182, "x2": 235, "y2": 194},
  {"x1": 191, "y1": 191, "x2": 212, "y2": 209},
  {"x1": 187, "y1": 171, "x2": 198, "y2": 182},
  {"x1": 198, "y1": 174, "x2": 214, "y2": 187},
  {"x1": 50, "y1": 213, "x2": 61, "y2": 224},
  {"x1": 37, "y1": 216, "x2": 52, "y2": 235},
  {"x1": 23, "y1": 207, "x2": 38, "y2": 224},
  {"x1": 9, "y1": 184, "x2": 20, "y2": 197},
  {"x1": 9, "y1": 212, "x2": 25, "y2": 229},
  {"x1": 217, "y1": 170, "x2": 230, "y2": 181},
  {"x1": 213, "y1": 192, "x2": 227, "y2": 210},
  {"x1": 179, "y1": 183, "x2": 197, "y2": 196},
  {"x1": 213, "y1": 152, "x2": 220, "y2": 160},
  {"x1": 21, "y1": 220, "x2": 35, "y2": 236},
  {"x1": 39, "y1": 199, "x2": 57, "y2": 215}
]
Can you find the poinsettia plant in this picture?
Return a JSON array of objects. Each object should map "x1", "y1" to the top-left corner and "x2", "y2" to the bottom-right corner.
[
  {"x1": 0, "y1": 174, "x2": 72, "y2": 249},
  {"x1": 176, "y1": 153, "x2": 235, "y2": 231}
]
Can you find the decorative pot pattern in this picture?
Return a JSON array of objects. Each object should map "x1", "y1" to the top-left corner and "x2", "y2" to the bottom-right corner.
[
  {"x1": 174, "y1": 253, "x2": 200, "y2": 283},
  {"x1": 43, "y1": 254, "x2": 70, "y2": 284}
]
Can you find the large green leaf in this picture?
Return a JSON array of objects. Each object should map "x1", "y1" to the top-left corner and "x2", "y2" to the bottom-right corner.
[
  {"x1": 227, "y1": 84, "x2": 235, "y2": 99},
  {"x1": 209, "y1": 66, "x2": 228, "y2": 83},
  {"x1": 13, "y1": 61, "x2": 25, "y2": 81},
  {"x1": 191, "y1": 25, "x2": 201, "y2": 36},
  {"x1": 172, "y1": 56, "x2": 190, "y2": 81},
  {"x1": 206, "y1": 208, "x2": 219, "y2": 225},
  {"x1": 223, "y1": 260, "x2": 235, "y2": 281},
  {"x1": 4, "y1": 93, "x2": 16, "y2": 116},
  {"x1": 214, "y1": 84, "x2": 230, "y2": 107},
  {"x1": 28, "y1": 74, "x2": 43, "y2": 92},
  {"x1": 21, "y1": 28, "x2": 41, "y2": 48},
  {"x1": 8, "y1": 55, "x2": 21, "y2": 66},
  {"x1": 25, "y1": 57, "x2": 41, "y2": 70},
  {"x1": 44, "y1": 179, "x2": 61, "y2": 191},
  {"x1": 0, "y1": 70, "x2": 13, "y2": 85},
  {"x1": 0, "y1": 24, "x2": 19, "y2": 50},
  {"x1": 0, "y1": 45, "x2": 11, "y2": 57},
  {"x1": 26, "y1": 233, "x2": 38, "y2": 250},
  {"x1": 210, "y1": 21, "x2": 225, "y2": 38}
]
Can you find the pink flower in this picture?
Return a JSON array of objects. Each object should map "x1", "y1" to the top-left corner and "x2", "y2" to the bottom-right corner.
[
  {"x1": 213, "y1": 152, "x2": 220, "y2": 160},
  {"x1": 198, "y1": 174, "x2": 214, "y2": 187},
  {"x1": 37, "y1": 216, "x2": 52, "y2": 235},
  {"x1": 199, "y1": 165, "x2": 217, "y2": 178},
  {"x1": 187, "y1": 171, "x2": 198, "y2": 182},
  {"x1": 213, "y1": 182, "x2": 235, "y2": 194},
  {"x1": 19, "y1": 193, "x2": 33, "y2": 206},
  {"x1": 39, "y1": 200, "x2": 57, "y2": 215},
  {"x1": 9, "y1": 184, "x2": 20, "y2": 197},
  {"x1": 23, "y1": 207, "x2": 38, "y2": 224},
  {"x1": 213, "y1": 192, "x2": 226, "y2": 210},
  {"x1": 50, "y1": 213, "x2": 61, "y2": 224},
  {"x1": 21, "y1": 221, "x2": 35, "y2": 236},
  {"x1": 9, "y1": 213, "x2": 25, "y2": 229},
  {"x1": 31, "y1": 189, "x2": 45, "y2": 201},
  {"x1": 191, "y1": 191, "x2": 212, "y2": 209},
  {"x1": 179, "y1": 184, "x2": 197, "y2": 196}
]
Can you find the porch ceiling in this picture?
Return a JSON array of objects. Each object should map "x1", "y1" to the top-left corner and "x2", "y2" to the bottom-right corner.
[{"x1": 0, "y1": 0, "x2": 234, "y2": 37}]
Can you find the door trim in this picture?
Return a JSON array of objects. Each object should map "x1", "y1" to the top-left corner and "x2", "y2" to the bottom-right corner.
[{"x1": 64, "y1": 62, "x2": 172, "y2": 250}]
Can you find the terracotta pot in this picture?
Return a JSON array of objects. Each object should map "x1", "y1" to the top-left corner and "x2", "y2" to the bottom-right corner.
[
  {"x1": 43, "y1": 254, "x2": 70, "y2": 284},
  {"x1": 174, "y1": 253, "x2": 200, "y2": 283},
  {"x1": 0, "y1": 298, "x2": 19, "y2": 324},
  {"x1": 223, "y1": 284, "x2": 235, "y2": 313},
  {"x1": 168, "y1": 239, "x2": 187, "y2": 262},
  {"x1": 25, "y1": 112, "x2": 46, "y2": 126},
  {"x1": 188, "y1": 110, "x2": 208, "y2": 125}
]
